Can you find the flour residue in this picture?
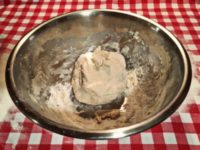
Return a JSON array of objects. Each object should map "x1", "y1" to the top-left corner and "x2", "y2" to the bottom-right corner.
[{"x1": 47, "y1": 83, "x2": 74, "y2": 112}]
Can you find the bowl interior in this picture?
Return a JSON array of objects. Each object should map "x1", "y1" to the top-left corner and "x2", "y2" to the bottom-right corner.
[{"x1": 9, "y1": 11, "x2": 185, "y2": 133}]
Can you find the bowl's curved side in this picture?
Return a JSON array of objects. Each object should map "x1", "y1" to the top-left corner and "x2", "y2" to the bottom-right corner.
[{"x1": 6, "y1": 9, "x2": 192, "y2": 139}]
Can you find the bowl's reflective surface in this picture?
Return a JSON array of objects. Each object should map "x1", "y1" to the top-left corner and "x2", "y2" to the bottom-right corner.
[{"x1": 6, "y1": 10, "x2": 191, "y2": 139}]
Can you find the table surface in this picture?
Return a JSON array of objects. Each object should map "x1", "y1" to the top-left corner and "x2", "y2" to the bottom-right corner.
[{"x1": 0, "y1": 0, "x2": 200, "y2": 149}]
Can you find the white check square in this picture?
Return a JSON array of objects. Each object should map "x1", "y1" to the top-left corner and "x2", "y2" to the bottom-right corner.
[
  {"x1": 27, "y1": 12, "x2": 34, "y2": 16},
  {"x1": 183, "y1": 34, "x2": 192, "y2": 40},
  {"x1": 15, "y1": 12, "x2": 22, "y2": 16},
  {"x1": 164, "y1": 18, "x2": 171, "y2": 22},
  {"x1": 73, "y1": 138, "x2": 85, "y2": 144},
  {"x1": 124, "y1": 4, "x2": 130, "y2": 9},
  {"x1": 180, "y1": 113, "x2": 193, "y2": 123},
  {"x1": 194, "y1": 95, "x2": 200, "y2": 104},
  {"x1": 141, "y1": 133, "x2": 154, "y2": 144},
  {"x1": 188, "y1": 44, "x2": 197, "y2": 50},
  {"x1": 23, "y1": 19, "x2": 29, "y2": 23},
  {"x1": 164, "y1": 133, "x2": 177, "y2": 144},
  {"x1": 152, "y1": 18, "x2": 158, "y2": 22},
  {"x1": 160, "y1": 3, "x2": 166, "y2": 8},
  {"x1": 112, "y1": 4, "x2": 118, "y2": 9},
  {"x1": 186, "y1": 11, "x2": 194, "y2": 15},
  {"x1": 183, "y1": 4, "x2": 190, "y2": 8},
  {"x1": 164, "y1": 117, "x2": 172, "y2": 122},
  {"x1": 186, "y1": 133, "x2": 200, "y2": 145},
  {"x1": 6, "y1": 133, "x2": 20, "y2": 144},
  {"x1": 194, "y1": 26, "x2": 200, "y2": 31},
  {"x1": 42, "y1": 5, "x2": 48, "y2": 9},
  {"x1": 30, "y1": 5, "x2": 37, "y2": 9},
  {"x1": 77, "y1": 5, "x2": 83, "y2": 9},
  {"x1": 96, "y1": 140, "x2": 108, "y2": 144},
  {"x1": 3, "y1": 11, "x2": 10, "y2": 15},
  {"x1": 166, "y1": 26, "x2": 174, "y2": 31},
  {"x1": 173, "y1": 4, "x2": 178, "y2": 8},
  {"x1": 14, "y1": 112, "x2": 26, "y2": 122},
  {"x1": 190, "y1": 18, "x2": 197, "y2": 23},
  {"x1": 136, "y1": 4, "x2": 142, "y2": 9},
  {"x1": 35, "y1": 19, "x2": 43, "y2": 24},
  {"x1": 13, "y1": 35, "x2": 21, "y2": 40},
  {"x1": 5, "y1": 26, "x2": 12, "y2": 31},
  {"x1": 148, "y1": 4, "x2": 154, "y2": 9},
  {"x1": 18, "y1": 27, "x2": 26, "y2": 31},
  {"x1": 10, "y1": 19, "x2": 17, "y2": 23},
  {"x1": 0, "y1": 17, "x2": 5, "y2": 22},
  {"x1": 28, "y1": 133, "x2": 42, "y2": 144},
  {"x1": 19, "y1": 5, "x2": 25, "y2": 9},
  {"x1": 100, "y1": 4, "x2": 106, "y2": 9},
  {"x1": 39, "y1": 12, "x2": 46, "y2": 16},
  {"x1": 149, "y1": 12, "x2": 156, "y2": 16},
  {"x1": 53, "y1": 5, "x2": 59, "y2": 9},
  {"x1": 137, "y1": 11, "x2": 143, "y2": 15},
  {"x1": 88, "y1": 5, "x2": 95, "y2": 9},
  {"x1": 196, "y1": 3, "x2": 200, "y2": 9},
  {"x1": 65, "y1": 5, "x2": 72, "y2": 9},
  {"x1": 51, "y1": 133, "x2": 63, "y2": 144},
  {"x1": 119, "y1": 137, "x2": 131, "y2": 144},
  {"x1": 174, "y1": 11, "x2": 181, "y2": 16},
  {"x1": 161, "y1": 11, "x2": 168, "y2": 16},
  {"x1": 177, "y1": 18, "x2": 184, "y2": 23},
  {"x1": 51, "y1": 12, "x2": 58, "y2": 17},
  {"x1": 180, "y1": 26, "x2": 188, "y2": 31},
  {"x1": 7, "y1": 44, "x2": 15, "y2": 50}
]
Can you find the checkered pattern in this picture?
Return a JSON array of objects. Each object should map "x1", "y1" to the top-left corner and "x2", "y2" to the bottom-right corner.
[{"x1": 0, "y1": 0, "x2": 200, "y2": 149}]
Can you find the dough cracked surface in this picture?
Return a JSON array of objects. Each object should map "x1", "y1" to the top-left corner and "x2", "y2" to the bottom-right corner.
[{"x1": 71, "y1": 47, "x2": 127, "y2": 105}]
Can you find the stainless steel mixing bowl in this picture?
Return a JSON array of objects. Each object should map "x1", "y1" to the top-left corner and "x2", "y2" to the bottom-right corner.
[{"x1": 6, "y1": 10, "x2": 191, "y2": 139}]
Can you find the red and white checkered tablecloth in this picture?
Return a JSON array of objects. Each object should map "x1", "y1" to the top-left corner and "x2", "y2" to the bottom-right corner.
[{"x1": 0, "y1": 0, "x2": 200, "y2": 149}]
